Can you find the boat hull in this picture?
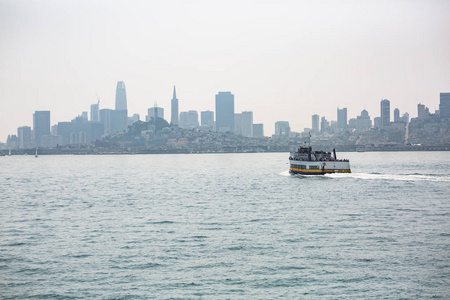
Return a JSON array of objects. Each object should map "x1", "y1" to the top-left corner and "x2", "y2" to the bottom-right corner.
[{"x1": 289, "y1": 161, "x2": 351, "y2": 175}]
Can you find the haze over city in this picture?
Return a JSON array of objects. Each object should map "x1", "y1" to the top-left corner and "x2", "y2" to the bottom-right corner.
[{"x1": 1, "y1": 0, "x2": 449, "y2": 142}]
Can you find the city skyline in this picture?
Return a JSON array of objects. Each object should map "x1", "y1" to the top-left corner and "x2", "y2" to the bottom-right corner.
[
  {"x1": 1, "y1": 83, "x2": 449, "y2": 144},
  {"x1": 1, "y1": 0, "x2": 449, "y2": 142}
]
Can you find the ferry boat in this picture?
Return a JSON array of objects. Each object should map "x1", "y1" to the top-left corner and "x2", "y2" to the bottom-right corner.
[{"x1": 289, "y1": 146, "x2": 351, "y2": 175}]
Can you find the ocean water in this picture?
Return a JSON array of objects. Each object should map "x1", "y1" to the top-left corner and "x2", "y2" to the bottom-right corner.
[{"x1": 0, "y1": 152, "x2": 449, "y2": 299}]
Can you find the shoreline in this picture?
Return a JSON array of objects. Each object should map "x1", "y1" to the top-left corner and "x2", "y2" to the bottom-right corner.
[{"x1": 1, "y1": 144, "x2": 450, "y2": 156}]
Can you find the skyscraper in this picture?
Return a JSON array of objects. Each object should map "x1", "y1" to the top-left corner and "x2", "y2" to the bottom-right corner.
[
  {"x1": 18, "y1": 126, "x2": 32, "y2": 148},
  {"x1": 380, "y1": 99, "x2": 390, "y2": 127},
  {"x1": 234, "y1": 113, "x2": 242, "y2": 134},
  {"x1": 394, "y1": 108, "x2": 400, "y2": 122},
  {"x1": 275, "y1": 121, "x2": 290, "y2": 136},
  {"x1": 115, "y1": 81, "x2": 127, "y2": 111},
  {"x1": 356, "y1": 109, "x2": 372, "y2": 131},
  {"x1": 439, "y1": 93, "x2": 450, "y2": 118},
  {"x1": 337, "y1": 107, "x2": 347, "y2": 129},
  {"x1": 147, "y1": 106, "x2": 164, "y2": 121},
  {"x1": 171, "y1": 86, "x2": 179, "y2": 125},
  {"x1": 417, "y1": 103, "x2": 429, "y2": 119},
  {"x1": 179, "y1": 111, "x2": 199, "y2": 129},
  {"x1": 241, "y1": 111, "x2": 253, "y2": 137},
  {"x1": 215, "y1": 92, "x2": 234, "y2": 132},
  {"x1": 312, "y1": 114, "x2": 319, "y2": 132},
  {"x1": 320, "y1": 117, "x2": 329, "y2": 132},
  {"x1": 90, "y1": 101, "x2": 99, "y2": 122},
  {"x1": 201, "y1": 111, "x2": 214, "y2": 127},
  {"x1": 113, "y1": 81, "x2": 128, "y2": 132},
  {"x1": 253, "y1": 124, "x2": 264, "y2": 137},
  {"x1": 33, "y1": 111, "x2": 50, "y2": 147}
]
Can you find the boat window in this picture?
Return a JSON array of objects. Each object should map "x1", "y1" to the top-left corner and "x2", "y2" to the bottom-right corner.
[{"x1": 309, "y1": 165, "x2": 319, "y2": 169}]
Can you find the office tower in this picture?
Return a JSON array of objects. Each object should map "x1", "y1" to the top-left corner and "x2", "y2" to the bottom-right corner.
[
  {"x1": 171, "y1": 86, "x2": 179, "y2": 125},
  {"x1": 128, "y1": 114, "x2": 140, "y2": 126},
  {"x1": 81, "y1": 111, "x2": 88, "y2": 120},
  {"x1": 394, "y1": 108, "x2": 400, "y2": 122},
  {"x1": 241, "y1": 111, "x2": 253, "y2": 137},
  {"x1": 90, "y1": 101, "x2": 99, "y2": 121},
  {"x1": 417, "y1": 103, "x2": 430, "y2": 119},
  {"x1": 57, "y1": 117, "x2": 104, "y2": 145},
  {"x1": 356, "y1": 109, "x2": 372, "y2": 131},
  {"x1": 275, "y1": 121, "x2": 290, "y2": 136},
  {"x1": 401, "y1": 112, "x2": 409, "y2": 123},
  {"x1": 337, "y1": 107, "x2": 347, "y2": 129},
  {"x1": 348, "y1": 118, "x2": 357, "y2": 129},
  {"x1": 374, "y1": 117, "x2": 382, "y2": 129},
  {"x1": 234, "y1": 113, "x2": 242, "y2": 135},
  {"x1": 179, "y1": 111, "x2": 199, "y2": 129},
  {"x1": 253, "y1": 124, "x2": 264, "y2": 137},
  {"x1": 320, "y1": 117, "x2": 329, "y2": 132},
  {"x1": 99, "y1": 109, "x2": 127, "y2": 136},
  {"x1": 201, "y1": 111, "x2": 214, "y2": 127},
  {"x1": 439, "y1": 93, "x2": 450, "y2": 118},
  {"x1": 115, "y1": 81, "x2": 127, "y2": 111},
  {"x1": 147, "y1": 106, "x2": 164, "y2": 121},
  {"x1": 33, "y1": 111, "x2": 50, "y2": 147},
  {"x1": 380, "y1": 99, "x2": 390, "y2": 127},
  {"x1": 312, "y1": 114, "x2": 319, "y2": 132},
  {"x1": 215, "y1": 92, "x2": 234, "y2": 132},
  {"x1": 17, "y1": 126, "x2": 32, "y2": 148}
]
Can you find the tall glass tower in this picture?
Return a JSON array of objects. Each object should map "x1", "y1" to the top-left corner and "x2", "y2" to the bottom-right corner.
[
  {"x1": 380, "y1": 99, "x2": 390, "y2": 127},
  {"x1": 115, "y1": 81, "x2": 127, "y2": 111},
  {"x1": 215, "y1": 92, "x2": 234, "y2": 132}
]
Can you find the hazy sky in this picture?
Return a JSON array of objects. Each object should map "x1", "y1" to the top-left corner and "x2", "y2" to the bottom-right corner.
[{"x1": 1, "y1": 0, "x2": 449, "y2": 142}]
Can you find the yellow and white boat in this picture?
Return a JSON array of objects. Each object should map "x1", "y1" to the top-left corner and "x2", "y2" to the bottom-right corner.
[{"x1": 289, "y1": 146, "x2": 351, "y2": 175}]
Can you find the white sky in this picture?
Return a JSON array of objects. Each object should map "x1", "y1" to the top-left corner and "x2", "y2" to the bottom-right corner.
[{"x1": 1, "y1": 0, "x2": 449, "y2": 141}]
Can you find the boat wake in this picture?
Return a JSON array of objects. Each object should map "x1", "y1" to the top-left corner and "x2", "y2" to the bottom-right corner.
[{"x1": 328, "y1": 172, "x2": 450, "y2": 182}]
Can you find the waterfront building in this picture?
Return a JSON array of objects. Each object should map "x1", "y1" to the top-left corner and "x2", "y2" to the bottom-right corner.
[
  {"x1": 6, "y1": 135, "x2": 19, "y2": 149},
  {"x1": 90, "y1": 101, "x2": 99, "y2": 121},
  {"x1": 33, "y1": 110, "x2": 50, "y2": 147},
  {"x1": 312, "y1": 114, "x2": 319, "y2": 132},
  {"x1": 337, "y1": 107, "x2": 347, "y2": 129},
  {"x1": 253, "y1": 124, "x2": 264, "y2": 137},
  {"x1": 380, "y1": 99, "x2": 390, "y2": 127},
  {"x1": 115, "y1": 81, "x2": 127, "y2": 111},
  {"x1": 57, "y1": 117, "x2": 104, "y2": 145},
  {"x1": 40, "y1": 135, "x2": 63, "y2": 148},
  {"x1": 215, "y1": 92, "x2": 234, "y2": 132},
  {"x1": 275, "y1": 121, "x2": 290, "y2": 136},
  {"x1": 17, "y1": 126, "x2": 32, "y2": 148},
  {"x1": 439, "y1": 93, "x2": 450, "y2": 118},
  {"x1": 171, "y1": 86, "x2": 179, "y2": 125},
  {"x1": 241, "y1": 111, "x2": 253, "y2": 137}
]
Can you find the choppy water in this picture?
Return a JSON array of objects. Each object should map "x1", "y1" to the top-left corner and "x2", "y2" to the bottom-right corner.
[{"x1": 1, "y1": 152, "x2": 449, "y2": 299}]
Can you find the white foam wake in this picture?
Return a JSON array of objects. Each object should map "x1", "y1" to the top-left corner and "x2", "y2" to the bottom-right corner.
[{"x1": 329, "y1": 172, "x2": 450, "y2": 182}]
